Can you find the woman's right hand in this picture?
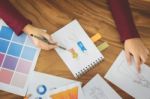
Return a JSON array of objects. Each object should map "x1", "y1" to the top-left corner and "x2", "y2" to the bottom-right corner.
[{"x1": 23, "y1": 24, "x2": 57, "y2": 50}]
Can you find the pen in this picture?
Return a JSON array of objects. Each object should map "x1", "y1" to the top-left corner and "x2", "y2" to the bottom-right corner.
[{"x1": 30, "y1": 34, "x2": 66, "y2": 50}]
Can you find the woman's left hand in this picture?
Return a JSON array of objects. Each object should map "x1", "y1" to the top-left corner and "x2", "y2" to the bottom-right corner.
[{"x1": 124, "y1": 38, "x2": 149, "y2": 73}]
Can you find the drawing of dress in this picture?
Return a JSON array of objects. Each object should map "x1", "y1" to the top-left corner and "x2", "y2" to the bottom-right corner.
[
  {"x1": 89, "y1": 86, "x2": 108, "y2": 99},
  {"x1": 117, "y1": 60, "x2": 150, "y2": 88}
]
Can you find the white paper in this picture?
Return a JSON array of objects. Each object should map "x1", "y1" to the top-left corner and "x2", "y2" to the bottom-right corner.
[
  {"x1": 51, "y1": 20, "x2": 104, "y2": 78},
  {"x1": 27, "y1": 71, "x2": 85, "y2": 99},
  {"x1": 105, "y1": 50, "x2": 150, "y2": 99},
  {"x1": 83, "y1": 74, "x2": 122, "y2": 99}
]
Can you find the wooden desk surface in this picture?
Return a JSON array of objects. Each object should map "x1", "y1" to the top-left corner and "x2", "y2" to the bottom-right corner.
[{"x1": 1, "y1": 0, "x2": 150, "y2": 98}]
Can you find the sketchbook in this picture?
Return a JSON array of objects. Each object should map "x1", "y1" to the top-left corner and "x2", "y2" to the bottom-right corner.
[
  {"x1": 83, "y1": 74, "x2": 122, "y2": 99},
  {"x1": 105, "y1": 50, "x2": 150, "y2": 99},
  {"x1": 51, "y1": 20, "x2": 104, "y2": 78}
]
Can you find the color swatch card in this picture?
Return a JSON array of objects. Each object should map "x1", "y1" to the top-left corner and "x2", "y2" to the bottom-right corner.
[
  {"x1": 27, "y1": 71, "x2": 85, "y2": 99},
  {"x1": 82, "y1": 74, "x2": 122, "y2": 99},
  {"x1": 52, "y1": 20, "x2": 104, "y2": 78},
  {"x1": 0, "y1": 19, "x2": 40, "y2": 96},
  {"x1": 49, "y1": 82, "x2": 85, "y2": 99},
  {"x1": 105, "y1": 50, "x2": 150, "y2": 99}
]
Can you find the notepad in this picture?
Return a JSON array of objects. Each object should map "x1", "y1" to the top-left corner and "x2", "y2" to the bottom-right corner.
[
  {"x1": 0, "y1": 19, "x2": 40, "y2": 96},
  {"x1": 83, "y1": 74, "x2": 122, "y2": 99},
  {"x1": 105, "y1": 50, "x2": 150, "y2": 99},
  {"x1": 52, "y1": 20, "x2": 104, "y2": 78},
  {"x1": 27, "y1": 71, "x2": 85, "y2": 99}
]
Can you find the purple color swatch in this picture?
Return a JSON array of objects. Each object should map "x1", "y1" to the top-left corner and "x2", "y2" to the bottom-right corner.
[{"x1": 3, "y1": 55, "x2": 18, "y2": 70}]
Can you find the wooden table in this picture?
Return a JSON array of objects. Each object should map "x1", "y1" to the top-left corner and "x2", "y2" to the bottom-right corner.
[{"x1": 1, "y1": 0, "x2": 150, "y2": 98}]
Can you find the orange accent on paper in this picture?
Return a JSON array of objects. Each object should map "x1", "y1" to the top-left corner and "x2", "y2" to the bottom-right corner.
[{"x1": 51, "y1": 87, "x2": 78, "y2": 99}]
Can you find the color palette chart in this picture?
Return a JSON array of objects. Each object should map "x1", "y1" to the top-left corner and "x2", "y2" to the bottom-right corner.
[{"x1": 0, "y1": 19, "x2": 40, "y2": 96}]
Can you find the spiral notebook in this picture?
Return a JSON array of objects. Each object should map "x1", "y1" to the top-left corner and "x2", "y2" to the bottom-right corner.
[{"x1": 52, "y1": 20, "x2": 104, "y2": 78}]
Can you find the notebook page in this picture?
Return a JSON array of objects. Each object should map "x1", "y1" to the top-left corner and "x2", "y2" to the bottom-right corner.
[
  {"x1": 105, "y1": 50, "x2": 150, "y2": 99},
  {"x1": 83, "y1": 74, "x2": 122, "y2": 99},
  {"x1": 52, "y1": 20, "x2": 104, "y2": 78}
]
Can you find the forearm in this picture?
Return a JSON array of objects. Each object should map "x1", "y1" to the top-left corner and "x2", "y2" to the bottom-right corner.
[
  {"x1": 108, "y1": 0, "x2": 140, "y2": 42},
  {"x1": 0, "y1": 0, "x2": 31, "y2": 35}
]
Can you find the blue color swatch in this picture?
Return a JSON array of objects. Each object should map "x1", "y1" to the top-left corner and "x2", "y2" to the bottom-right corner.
[
  {"x1": 25, "y1": 36, "x2": 36, "y2": 47},
  {"x1": 7, "y1": 43, "x2": 23, "y2": 57},
  {"x1": 0, "y1": 39, "x2": 9, "y2": 53},
  {"x1": 12, "y1": 33, "x2": 27, "y2": 44},
  {"x1": 21, "y1": 46, "x2": 36, "y2": 61},
  {"x1": 0, "y1": 26, "x2": 13, "y2": 40}
]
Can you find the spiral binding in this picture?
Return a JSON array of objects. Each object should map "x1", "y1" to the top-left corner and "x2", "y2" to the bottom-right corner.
[{"x1": 75, "y1": 57, "x2": 103, "y2": 78}]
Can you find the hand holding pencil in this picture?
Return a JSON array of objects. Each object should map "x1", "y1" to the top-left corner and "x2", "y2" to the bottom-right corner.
[
  {"x1": 30, "y1": 34, "x2": 66, "y2": 50},
  {"x1": 23, "y1": 24, "x2": 58, "y2": 50}
]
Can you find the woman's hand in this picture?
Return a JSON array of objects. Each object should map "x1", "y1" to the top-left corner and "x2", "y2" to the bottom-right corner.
[
  {"x1": 124, "y1": 38, "x2": 149, "y2": 72},
  {"x1": 23, "y1": 24, "x2": 57, "y2": 50}
]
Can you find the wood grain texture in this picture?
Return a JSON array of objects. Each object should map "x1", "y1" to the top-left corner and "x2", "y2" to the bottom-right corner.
[{"x1": 0, "y1": 0, "x2": 150, "y2": 99}]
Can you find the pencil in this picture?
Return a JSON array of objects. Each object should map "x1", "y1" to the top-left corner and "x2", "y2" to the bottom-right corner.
[
  {"x1": 24, "y1": 94, "x2": 32, "y2": 99},
  {"x1": 30, "y1": 34, "x2": 66, "y2": 50}
]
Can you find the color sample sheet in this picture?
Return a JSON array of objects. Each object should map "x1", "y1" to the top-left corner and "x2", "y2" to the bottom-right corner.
[
  {"x1": 51, "y1": 87, "x2": 78, "y2": 99},
  {"x1": 52, "y1": 20, "x2": 104, "y2": 78},
  {"x1": 49, "y1": 82, "x2": 85, "y2": 99},
  {"x1": 27, "y1": 71, "x2": 85, "y2": 99},
  {"x1": 83, "y1": 74, "x2": 122, "y2": 99},
  {"x1": 0, "y1": 19, "x2": 40, "y2": 96},
  {"x1": 105, "y1": 50, "x2": 150, "y2": 99}
]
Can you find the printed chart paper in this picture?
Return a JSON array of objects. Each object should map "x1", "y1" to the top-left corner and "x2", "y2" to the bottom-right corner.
[{"x1": 27, "y1": 71, "x2": 85, "y2": 99}]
